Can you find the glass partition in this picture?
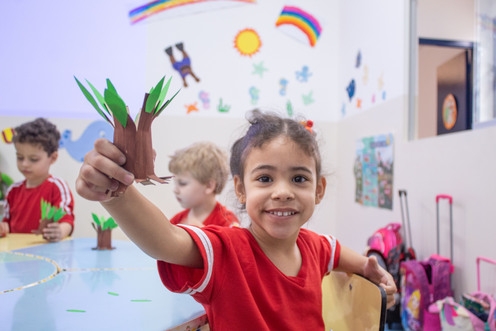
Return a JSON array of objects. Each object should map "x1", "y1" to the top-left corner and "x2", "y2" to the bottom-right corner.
[{"x1": 474, "y1": 0, "x2": 496, "y2": 128}]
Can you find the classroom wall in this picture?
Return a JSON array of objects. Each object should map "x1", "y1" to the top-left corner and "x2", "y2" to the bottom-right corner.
[
  {"x1": 0, "y1": 0, "x2": 343, "y2": 240},
  {"x1": 0, "y1": 0, "x2": 341, "y2": 121},
  {"x1": 335, "y1": 0, "x2": 496, "y2": 299},
  {"x1": 1, "y1": 0, "x2": 494, "y2": 301},
  {"x1": 335, "y1": 93, "x2": 496, "y2": 300}
]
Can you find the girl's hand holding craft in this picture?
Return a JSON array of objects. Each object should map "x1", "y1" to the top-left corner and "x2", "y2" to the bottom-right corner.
[{"x1": 76, "y1": 139, "x2": 134, "y2": 202}]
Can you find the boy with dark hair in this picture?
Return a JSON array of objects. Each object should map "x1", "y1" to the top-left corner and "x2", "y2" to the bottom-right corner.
[{"x1": 0, "y1": 118, "x2": 75, "y2": 241}]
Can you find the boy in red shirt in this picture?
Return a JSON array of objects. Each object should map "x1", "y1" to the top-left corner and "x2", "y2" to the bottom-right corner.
[
  {"x1": 0, "y1": 118, "x2": 75, "y2": 242},
  {"x1": 168, "y1": 141, "x2": 239, "y2": 228}
]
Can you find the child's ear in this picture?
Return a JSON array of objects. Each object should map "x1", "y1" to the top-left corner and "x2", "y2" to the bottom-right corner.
[
  {"x1": 233, "y1": 175, "x2": 246, "y2": 204},
  {"x1": 49, "y1": 151, "x2": 58, "y2": 164},
  {"x1": 205, "y1": 179, "x2": 216, "y2": 194},
  {"x1": 315, "y1": 176, "x2": 327, "y2": 204}
]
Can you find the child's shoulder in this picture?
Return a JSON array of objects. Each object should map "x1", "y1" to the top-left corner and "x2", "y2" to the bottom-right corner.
[
  {"x1": 298, "y1": 228, "x2": 338, "y2": 248},
  {"x1": 32, "y1": 175, "x2": 73, "y2": 195},
  {"x1": 45, "y1": 175, "x2": 71, "y2": 186},
  {"x1": 298, "y1": 227, "x2": 324, "y2": 238},
  {"x1": 4, "y1": 179, "x2": 25, "y2": 195}
]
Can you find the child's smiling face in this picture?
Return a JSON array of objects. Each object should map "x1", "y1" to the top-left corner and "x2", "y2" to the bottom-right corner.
[{"x1": 234, "y1": 135, "x2": 326, "y2": 243}]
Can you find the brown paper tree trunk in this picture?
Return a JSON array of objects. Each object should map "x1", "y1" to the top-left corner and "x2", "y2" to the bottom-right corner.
[
  {"x1": 33, "y1": 219, "x2": 51, "y2": 235},
  {"x1": 93, "y1": 228, "x2": 114, "y2": 250},
  {"x1": 111, "y1": 93, "x2": 166, "y2": 195}
]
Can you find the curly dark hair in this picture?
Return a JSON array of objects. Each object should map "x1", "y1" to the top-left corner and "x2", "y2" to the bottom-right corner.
[
  {"x1": 230, "y1": 109, "x2": 322, "y2": 182},
  {"x1": 13, "y1": 118, "x2": 60, "y2": 155}
]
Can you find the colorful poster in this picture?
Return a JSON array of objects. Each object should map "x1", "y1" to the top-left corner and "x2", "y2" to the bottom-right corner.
[{"x1": 354, "y1": 133, "x2": 394, "y2": 210}]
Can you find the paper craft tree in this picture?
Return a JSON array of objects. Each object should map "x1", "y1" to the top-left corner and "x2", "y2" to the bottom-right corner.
[
  {"x1": 0, "y1": 172, "x2": 14, "y2": 201},
  {"x1": 33, "y1": 199, "x2": 66, "y2": 235},
  {"x1": 74, "y1": 76, "x2": 179, "y2": 195},
  {"x1": 91, "y1": 213, "x2": 118, "y2": 250}
]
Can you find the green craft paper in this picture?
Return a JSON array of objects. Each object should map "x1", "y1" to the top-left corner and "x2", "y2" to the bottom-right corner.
[
  {"x1": 74, "y1": 77, "x2": 110, "y2": 123},
  {"x1": 86, "y1": 80, "x2": 111, "y2": 118},
  {"x1": 145, "y1": 76, "x2": 164, "y2": 114},
  {"x1": 104, "y1": 88, "x2": 128, "y2": 128}
]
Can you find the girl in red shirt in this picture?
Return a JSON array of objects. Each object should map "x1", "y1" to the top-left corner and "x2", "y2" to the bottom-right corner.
[{"x1": 76, "y1": 109, "x2": 396, "y2": 330}]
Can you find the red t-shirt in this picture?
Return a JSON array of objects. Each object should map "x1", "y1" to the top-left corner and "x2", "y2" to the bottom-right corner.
[
  {"x1": 157, "y1": 226, "x2": 341, "y2": 330},
  {"x1": 2, "y1": 175, "x2": 75, "y2": 233},
  {"x1": 169, "y1": 202, "x2": 239, "y2": 227}
]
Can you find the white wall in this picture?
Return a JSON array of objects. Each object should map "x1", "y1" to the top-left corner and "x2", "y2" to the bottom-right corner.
[
  {"x1": 418, "y1": 0, "x2": 475, "y2": 41},
  {"x1": 0, "y1": 0, "x2": 340, "y2": 121},
  {"x1": 335, "y1": 92, "x2": 496, "y2": 299}
]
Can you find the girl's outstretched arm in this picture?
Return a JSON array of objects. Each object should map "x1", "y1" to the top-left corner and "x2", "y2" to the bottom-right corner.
[
  {"x1": 76, "y1": 138, "x2": 202, "y2": 268},
  {"x1": 335, "y1": 245, "x2": 397, "y2": 309}
]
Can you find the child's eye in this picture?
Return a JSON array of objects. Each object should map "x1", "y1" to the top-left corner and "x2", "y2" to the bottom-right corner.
[
  {"x1": 293, "y1": 175, "x2": 308, "y2": 183},
  {"x1": 257, "y1": 175, "x2": 272, "y2": 183}
]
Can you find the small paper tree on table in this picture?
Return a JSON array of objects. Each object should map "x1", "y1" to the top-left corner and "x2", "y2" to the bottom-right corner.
[
  {"x1": 33, "y1": 199, "x2": 66, "y2": 235},
  {"x1": 91, "y1": 213, "x2": 118, "y2": 250},
  {"x1": 74, "y1": 76, "x2": 179, "y2": 195}
]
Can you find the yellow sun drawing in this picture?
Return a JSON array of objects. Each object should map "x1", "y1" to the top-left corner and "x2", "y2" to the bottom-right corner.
[{"x1": 234, "y1": 28, "x2": 262, "y2": 57}]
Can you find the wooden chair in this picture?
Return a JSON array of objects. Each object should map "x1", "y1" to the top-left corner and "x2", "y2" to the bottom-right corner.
[
  {"x1": 322, "y1": 271, "x2": 387, "y2": 331},
  {"x1": 166, "y1": 313, "x2": 209, "y2": 331}
]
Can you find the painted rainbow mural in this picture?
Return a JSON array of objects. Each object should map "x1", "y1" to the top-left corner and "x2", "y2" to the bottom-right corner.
[
  {"x1": 129, "y1": 0, "x2": 256, "y2": 24},
  {"x1": 275, "y1": 5, "x2": 322, "y2": 47}
]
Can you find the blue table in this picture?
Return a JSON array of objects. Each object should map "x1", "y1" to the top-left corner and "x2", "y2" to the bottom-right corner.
[{"x1": 0, "y1": 237, "x2": 207, "y2": 330}]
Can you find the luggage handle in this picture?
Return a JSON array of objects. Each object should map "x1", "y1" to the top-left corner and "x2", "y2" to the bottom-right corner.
[
  {"x1": 476, "y1": 256, "x2": 496, "y2": 292},
  {"x1": 398, "y1": 190, "x2": 413, "y2": 251},
  {"x1": 436, "y1": 194, "x2": 453, "y2": 204},
  {"x1": 436, "y1": 194, "x2": 453, "y2": 261}
]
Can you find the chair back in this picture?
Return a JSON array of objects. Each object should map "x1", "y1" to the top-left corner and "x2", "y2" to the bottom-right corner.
[{"x1": 322, "y1": 271, "x2": 386, "y2": 331}]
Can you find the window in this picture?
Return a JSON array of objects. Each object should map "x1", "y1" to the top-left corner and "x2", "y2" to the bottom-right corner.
[
  {"x1": 408, "y1": 0, "x2": 496, "y2": 139},
  {"x1": 473, "y1": 0, "x2": 496, "y2": 128}
]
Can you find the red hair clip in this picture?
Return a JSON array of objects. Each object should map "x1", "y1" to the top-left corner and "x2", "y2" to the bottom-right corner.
[{"x1": 300, "y1": 120, "x2": 314, "y2": 134}]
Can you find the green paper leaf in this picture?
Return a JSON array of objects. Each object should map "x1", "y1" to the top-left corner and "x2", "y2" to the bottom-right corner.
[
  {"x1": 74, "y1": 77, "x2": 112, "y2": 124},
  {"x1": 156, "y1": 76, "x2": 173, "y2": 112},
  {"x1": 104, "y1": 88, "x2": 128, "y2": 128},
  {"x1": 40, "y1": 199, "x2": 65, "y2": 222},
  {"x1": 40, "y1": 200, "x2": 47, "y2": 219},
  {"x1": 156, "y1": 88, "x2": 181, "y2": 117},
  {"x1": 91, "y1": 213, "x2": 101, "y2": 227},
  {"x1": 103, "y1": 217, "x2": 118, "y2": 230},
  {"x1": 106, "y1": 79, "x2": 118, "y2": 95},
  {"x1": 145, "y1": 76, "x2": 165, "y2": 114},
  {"x1": 47, "y1": 206, "x2": 56, "y2": 220},
  {"x1": 53, "y1": 208, "x2": 66, "y2": 222},
  {"x1": 86, "y1": 80, "x2": 110, "y2": 117}
]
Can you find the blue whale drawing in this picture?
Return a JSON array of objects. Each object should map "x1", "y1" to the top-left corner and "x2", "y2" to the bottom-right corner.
[{"x1": 60, "y1": 121, "x2": 114, "y2": 163}]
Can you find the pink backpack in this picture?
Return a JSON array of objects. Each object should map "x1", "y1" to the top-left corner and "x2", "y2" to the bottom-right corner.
[
  {"x1": 400, "y1": 256, "x2": 453, "y2": 330},
  {"x1": 400, "y1": 194, "x2": 455, "y2": 331}
]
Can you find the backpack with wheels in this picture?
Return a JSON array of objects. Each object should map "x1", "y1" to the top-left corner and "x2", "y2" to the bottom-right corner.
[
  {"x1": 365, "y1": 190, "x2": 416, "y2": 329},
  {"x1": 400, "y1": 194, "x2": 455, "y2": 331}
]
